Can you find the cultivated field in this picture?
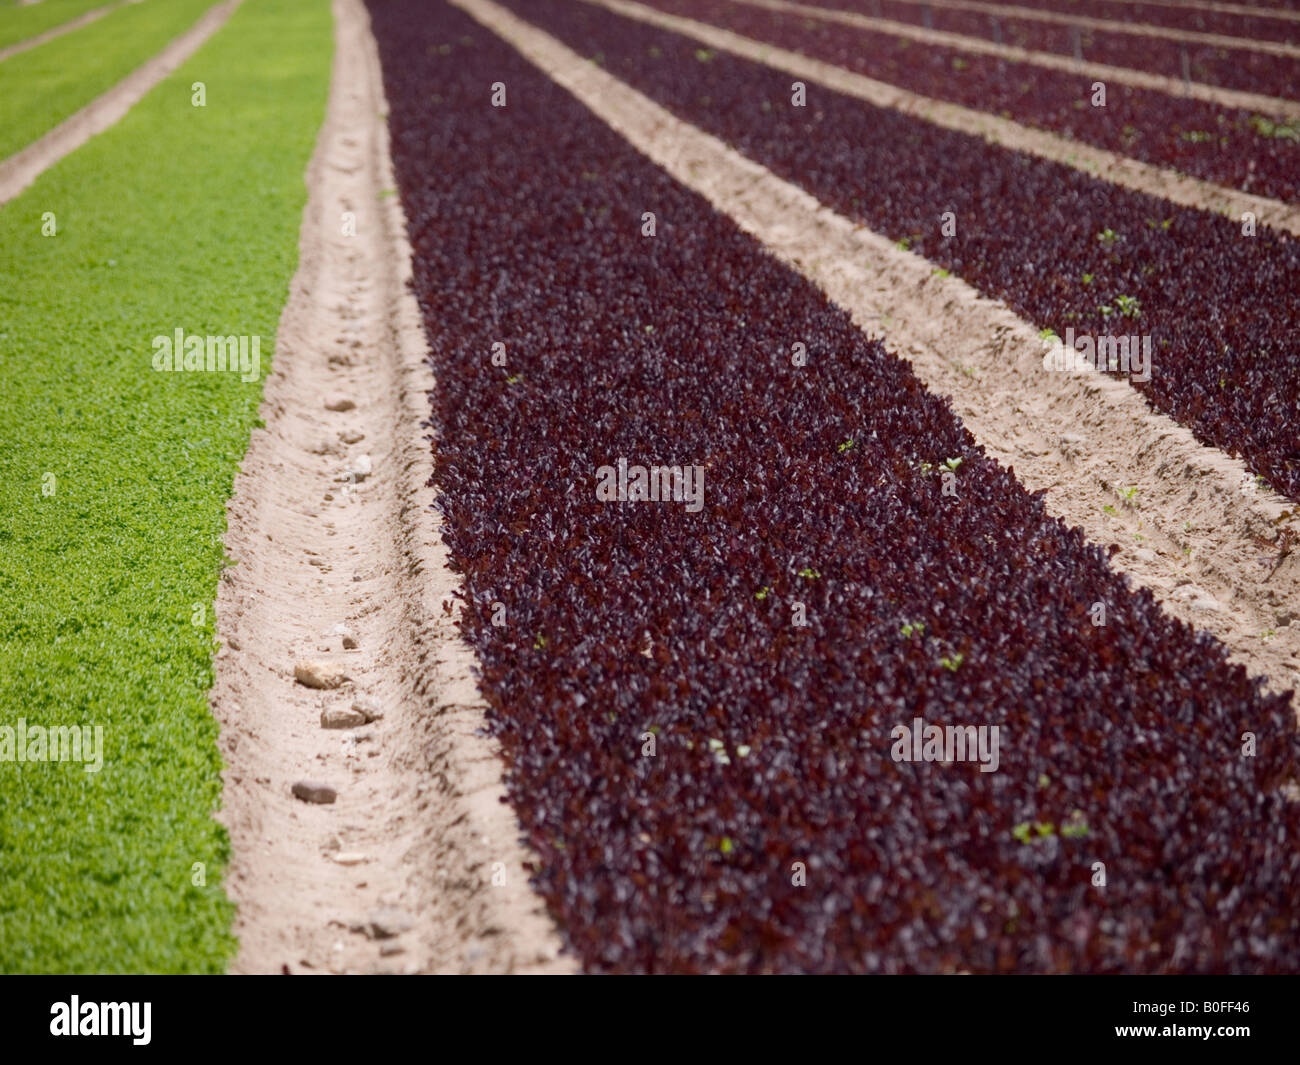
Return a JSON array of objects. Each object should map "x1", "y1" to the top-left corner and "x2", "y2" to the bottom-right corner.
[{"x1": 1, "y1": 0, "x2": 1298, "y2": 981}]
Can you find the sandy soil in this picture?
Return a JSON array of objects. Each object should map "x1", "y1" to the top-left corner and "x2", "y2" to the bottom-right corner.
[
  {"x1": 209, "y1": 0, "x2": 570, "y2": 974},
  {"x1": 0, "y1": 0, "x2": 241, "y2": 207},
  {"x1": 743, "y1": 0, "x2": 1300, "y2": 115},
  {"x1": 0, "y1": 0, "x2": 132, "y2": 65},
  {"x1": 876, "y1": 0, "x2": 1300, "y2": 57},
  {"x1": 457, "y1": 0, "x2": 1300, "y2": 712},
  {"x1": 584, "y1": 0, "x2": 1300, "y2": 239}
]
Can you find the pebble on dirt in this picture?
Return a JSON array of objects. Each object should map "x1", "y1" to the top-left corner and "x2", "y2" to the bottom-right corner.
[
  {"x1": 351, "y1": 696, "x2": 383, "y2": 722},
  {"x1": 324, "y1": 393, "x2": 356, "y2": 412},
  {"x1": 321, "y1": 706, "x2": 368, "y2": 729},
  {"x1": 294, "y1": 659, "x2": 351, "y2": 689},
  {"x1": 334, "y1": 852, "x2": 368, "y2": 865},
  {"x1": 366, "y1": 907, "x2": 414, "y2": 939},
  {"x1": 292, "y1": 780, "x2": 338, "y2": 804}
]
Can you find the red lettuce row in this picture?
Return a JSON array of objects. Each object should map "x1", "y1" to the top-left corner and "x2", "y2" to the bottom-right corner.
[
  {"x1": 907, "y1": 0, "x2": 1300, "y2": 44},
  {"x1": 785, "y1": 0, "x2": 1300, "y2": 100},
  {"x1": 508, "y1": 0, "x2": 1300, "y2": 502},
  {"x1": 636, "y1": 0, "x2": 1299, "y2": 205},
  {"x1": 368, "y1": 0, "x2": 1300, "y2": 973}
]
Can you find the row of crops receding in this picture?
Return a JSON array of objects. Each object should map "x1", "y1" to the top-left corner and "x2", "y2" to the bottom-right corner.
[
  {"x1": 368, "y1": 0, "x2": 1300, "y2": 972},
  {"x1": 632, "y1": 0, "x2": 1300, "y2": 205},
  {"x1": 503, "y1": 0, "x2": 1300, "y2": 504},
  {"x1": 811, "y1": 0, "x2": 1300, "y2": 46},
  {"x1": 791, "y1": 0, "x2": 1299, "y2": 100}
]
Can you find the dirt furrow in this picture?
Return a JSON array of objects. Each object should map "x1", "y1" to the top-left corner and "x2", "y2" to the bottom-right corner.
[
  {"x1": 852, "y1": 0, "x2": 1300, "y2": 57},
  {"x1": 210, "y1": 0, "x2": 568, "y2": 975},
  {"x1": 581, "y1": 0, "x2": 1300, "y2": 237},
  {"x1": 0, "y1": 0, "x2": 239, "y2": 207},
  {"x1": 457, "y1": 0, "x2": 1300, "y2": 707},
  {"x1": 736, "y1": 0, "x2": 1300, "y2": 118}
]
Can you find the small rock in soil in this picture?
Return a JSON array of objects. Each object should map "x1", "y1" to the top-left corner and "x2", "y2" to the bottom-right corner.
[
  {"x1": 352, "y1": 696, "x2": 383, "y2": 722},
  {"x1": 339, "y1": 429, "x2": 366, "y2": 444},
  {"x1": 321, "y1": 706, "x2": 368, "y2": 729},
  {"x1": 341, "y1": 454, "x2": 373, "y2": 483},
  {"x1": 295, "y1": 660, "x2": 351, "y2": 689},
  {"x1": 334, "y1": 852, "x2": 368, "y2": 865},
  {"x1": 324, "y1": 393, "x2": 356, "y2": 412},
  {"x1": 292, "y1": 780, "x2": 338, "y2": 804},
  {"x1": 367, "y1": 907, "x2": 414, "y2": 939},
  {"x1": 325, "y1": 622, "x2": 358, "y2": 649}
]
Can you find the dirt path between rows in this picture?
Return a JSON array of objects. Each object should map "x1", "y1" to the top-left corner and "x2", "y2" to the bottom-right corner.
[
  {"x1": 0, "y1": 0, "x2": 239, "y2": 207},
  {"x1": 856, "y1": 0, "x2": 1300, "y2": 58},
  {"x1": 458, "y1": 0, "x2": 1300, "y2": 711},
  {"x1": 582, "y1": 0, "x2": 1300, "y2": 238},
  {"x1": 210, "y1": 0, "x2": 569, "y2": 974},
  {"x1": 736, "y1": 0, "x2": 1300, "y2": 119},
  {"x1": 0, "y1": 0, "x2": 132, "y2": 65}
]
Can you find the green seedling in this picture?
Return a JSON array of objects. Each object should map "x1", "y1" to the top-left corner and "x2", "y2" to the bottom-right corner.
[{"x1": 1115, "y1": 294, "x2": 1141, "y2": 318}]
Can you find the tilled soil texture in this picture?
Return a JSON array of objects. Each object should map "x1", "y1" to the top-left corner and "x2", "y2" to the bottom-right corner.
[
  {"x1": 509, "y1": 0, "x2": 1300, "y2": 507},
  {"x1": 368, "y1": 0, "x2": 1300, "y2": 973}
]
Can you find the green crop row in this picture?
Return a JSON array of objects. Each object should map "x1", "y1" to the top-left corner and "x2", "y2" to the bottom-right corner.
[
  {"x1": 0, "y1": 0, "x2": 332, "y2": 973},
  {"x1": 0, "y1": 0, "x2": 218, "y2": 162},
  {"x1": 0, "y1": 0, "x2": 112, "y2": 53}
]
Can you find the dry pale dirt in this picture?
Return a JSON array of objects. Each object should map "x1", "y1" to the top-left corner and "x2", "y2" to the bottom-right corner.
[{"x1": 209, "y1": 0, "x2": 569, "y2": 974}]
